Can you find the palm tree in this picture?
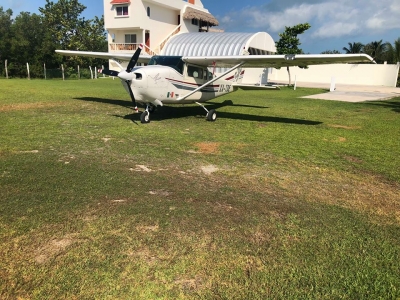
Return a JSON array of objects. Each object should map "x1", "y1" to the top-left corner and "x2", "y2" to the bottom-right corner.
[
  {"x1": 363, "y1": 40, "x2": 389, "y2": 63},
  {"x1": 343, "y1": 42, "x2": 364, "y2": 54},
  {"x1": 386, "y1": 38, "x2": 400, "y2": 63}
]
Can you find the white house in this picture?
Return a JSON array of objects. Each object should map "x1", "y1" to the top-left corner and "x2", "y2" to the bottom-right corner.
[
  {"x1": 103, "y1": 0, "x2": 398, "y2": 87},
  {"x1": 104, "y1": 0, "x2": 219, "y2": 56}
]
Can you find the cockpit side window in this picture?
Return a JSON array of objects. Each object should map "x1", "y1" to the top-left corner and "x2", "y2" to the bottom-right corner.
[{"x1": 187, "y1": 65, "x2": 206, "y2": 79}]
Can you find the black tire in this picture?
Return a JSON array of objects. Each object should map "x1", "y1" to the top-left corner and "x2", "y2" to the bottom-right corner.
[
  {"x1": 140, "y1": 111, "x2": 150, "y2": 123},
  {"x1": 206, "y1": 109, "x2": 217, "y2": 122}
]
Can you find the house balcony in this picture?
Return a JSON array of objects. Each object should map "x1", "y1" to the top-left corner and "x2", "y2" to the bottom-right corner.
[{"x1": 109, "y1": 43, "x2": 157, "y2": 56}]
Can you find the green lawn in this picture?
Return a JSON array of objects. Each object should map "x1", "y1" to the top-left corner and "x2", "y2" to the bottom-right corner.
[{"x1": 1, "y1": 79, "x2": 400, "y2": 299}]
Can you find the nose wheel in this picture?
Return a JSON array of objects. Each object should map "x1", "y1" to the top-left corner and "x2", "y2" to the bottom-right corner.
[
  {"x1": 140, "y1": 104, "x2": 155, "y2": 123},
  {"x1": 140, "y1": 111, "x2": 150, "y2": 123}
]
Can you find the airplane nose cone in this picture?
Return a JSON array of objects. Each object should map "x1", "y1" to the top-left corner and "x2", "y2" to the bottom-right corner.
[{"x1": 118, "y1": 71, "x2": 134, "y2": 81}]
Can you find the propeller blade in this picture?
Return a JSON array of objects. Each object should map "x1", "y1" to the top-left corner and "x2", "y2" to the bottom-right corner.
[
  {"x1": 99, "y1": 69, "x2": 120, "y2": 77},
  {"x1": 126, "y1": 81, "x2": 137, "y2": 109},
  {"x1": 126, "y1": 44, "x2": 143, "y2": 73}
]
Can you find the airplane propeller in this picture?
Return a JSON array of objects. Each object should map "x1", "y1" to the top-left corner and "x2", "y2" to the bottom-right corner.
[{"x1": 99, "y1": 44, "x2": 143, "y2": 110}]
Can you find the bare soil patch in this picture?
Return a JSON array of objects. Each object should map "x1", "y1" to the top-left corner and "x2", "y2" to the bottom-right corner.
[
  {"x1": 328, "y1": 124, "x2": 362, "y2": 130},
  {"x1": 35, "y1": 235, "x2": 77, "y2": 264},
  {"x1": 194, "y1": 142, "x2": 221, "y2": 154},
  {"x1": 0, "y1": 102, "x2": 59, "y2": 112}
]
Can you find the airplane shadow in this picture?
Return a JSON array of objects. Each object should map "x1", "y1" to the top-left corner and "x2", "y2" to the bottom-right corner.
[{"x1": 74, "y1": 97, "x2": 322, "y2": 126}]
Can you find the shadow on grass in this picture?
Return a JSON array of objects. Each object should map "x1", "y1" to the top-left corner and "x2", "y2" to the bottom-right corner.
[
  {"x1": 366, "y1": 100, "x2": 400, "y2": 113},
  {"x1": 75, "y1": 97, "x2": 322, "y2": 125}
]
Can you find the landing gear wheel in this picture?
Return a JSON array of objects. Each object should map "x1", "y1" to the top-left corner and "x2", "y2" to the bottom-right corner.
[
  {"x1": 140, "y1": 111, "x2": 150, "y2": 123},
  {"x1": 206, "y1": 109, "x2": 217, "y2": 122}
]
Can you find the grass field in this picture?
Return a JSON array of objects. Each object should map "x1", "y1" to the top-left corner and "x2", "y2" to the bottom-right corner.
[{"x1": 1, "y1": 79, "x2": 400, "y2": 299}]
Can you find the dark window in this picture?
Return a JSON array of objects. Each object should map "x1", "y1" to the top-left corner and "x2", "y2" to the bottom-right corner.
[
  {"x1": 191, "y1": 19, "x2": 199, "y2": 26},
  {"x1": 187, "y1": 65, "x2": 204, "y2": 79},
  {"x1": 147, "y1": 7, "x2": 150, "y2": 17},
  {"x1": 125, "y1": 34, "x2": 136, "y2": 44},
  {"x1": 116, "y1": 6, "x2": 128, "y2": 16}
]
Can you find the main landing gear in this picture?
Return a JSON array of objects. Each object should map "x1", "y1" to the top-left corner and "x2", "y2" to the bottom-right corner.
[
  {"x1": 196, "y1": 102, "x2": 217, "y2": 122},
  {"x1": 138, "y1": 102, "x2": 217, "y2": 123}
]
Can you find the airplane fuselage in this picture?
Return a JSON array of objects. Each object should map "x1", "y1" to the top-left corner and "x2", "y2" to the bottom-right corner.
[{"x1": 124, "y1": 57, "x2": 240, "y2": 106}]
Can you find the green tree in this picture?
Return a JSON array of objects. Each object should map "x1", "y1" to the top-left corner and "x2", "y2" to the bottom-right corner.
[
  {"x1": 275, "y1": 23, "x2": 311, "y2": 85},
  {"x1": 386, "y1": 38, "x2": 400, "y2": 63},
  {"x1": 321, "y1": 50, "x2": 341, "y2": 54},
  {"x1": 10, "y1": 12, "x2": 45, "y2": 77},
  {"x1": 39, "y1": 0, "x2": 107, "y2": 69},
  {"x1": 363, "y1": 40, "x2": 389, "y2": 63},
  {"x1": 0, "y1": 7, "x2": 13, "y2": 76},
  {"x1": 342, "y1": 42, "x2": 364, "y2": 54}
]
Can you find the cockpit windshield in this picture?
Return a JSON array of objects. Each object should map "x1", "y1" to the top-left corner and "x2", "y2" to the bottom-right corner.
[{"x1": 148, "y1": 56, "x2": 184, "y2": 74}]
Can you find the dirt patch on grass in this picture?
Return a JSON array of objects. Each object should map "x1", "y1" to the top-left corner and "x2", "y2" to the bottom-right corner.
[
  {"x1": 0, "y1": 102, "x2": 59, "y2": 112},
  {"x1": 175, "y1": 276, "x2": 203, "y2": 292},
  {"x1": 328, "y1": 124, "x2": 361, "y2": 130},
  {"x1": 201, "y1": 165, "x2": 219, "y2": 175},
  {"x1": 193, "y1": 142, "x2": 221, "y2": 154},
  {"x1": 342, "y1": 155, "x2": 363, "y2": 163},
  {"x1": 35, "y1": 234, "x2": 77, "y2": 264},
  {"x1": 129, "y1": 247, "x2": 158, "y2": 265},
  {"x1": 136, "y1": 225, "x2": 159, "y2": 233}
]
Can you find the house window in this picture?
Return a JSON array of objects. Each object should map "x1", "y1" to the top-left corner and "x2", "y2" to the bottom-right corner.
[
  {"x1": 191, "y1": 19, "x2": 199, "y2": 26},
  {"x1": 125, "y1": 34, "x2": 137, "y2": 44},
  {"x1": 116, "y1": 5, "x2": 129, "y2": 16},
  {"x1": 147, "y1": 7, "x2": 150, "y2": 17}
]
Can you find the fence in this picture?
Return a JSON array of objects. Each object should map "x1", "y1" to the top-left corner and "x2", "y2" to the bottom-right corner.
[{"x1": 1, "y1": 61, "x2": 109, "y2": 80}]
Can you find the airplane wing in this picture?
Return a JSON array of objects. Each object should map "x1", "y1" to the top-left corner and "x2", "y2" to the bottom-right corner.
[
  {"x1": 182, "y1": 54, "x2": 375, "y2": 68},
  {"x1": 55, "y1": 50, "x2": 152, "y2": 64}
]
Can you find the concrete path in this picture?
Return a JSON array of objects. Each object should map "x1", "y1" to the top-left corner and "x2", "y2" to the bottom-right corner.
[{"x1": 272, "y1": 81, "x2": 400, "y2": 102}]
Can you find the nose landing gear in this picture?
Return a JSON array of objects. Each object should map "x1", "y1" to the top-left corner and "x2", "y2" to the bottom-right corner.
[{"x1": 140, "y1": 104, "x2": 156, "y2": 123}]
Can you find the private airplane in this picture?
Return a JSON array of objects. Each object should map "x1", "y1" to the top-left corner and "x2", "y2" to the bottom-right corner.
[{"x1": 55, "y1": 45, "x2": 374, "y2": 123}]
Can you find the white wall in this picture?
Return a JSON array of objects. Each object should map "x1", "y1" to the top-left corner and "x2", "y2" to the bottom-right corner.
[{"x1": 266, "y1": 63, "x2": 399, "y2": 87}]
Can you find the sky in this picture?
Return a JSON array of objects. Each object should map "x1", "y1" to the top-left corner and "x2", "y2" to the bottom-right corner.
[{"x1": 3, "y1": 0, "x2": 400, "y2": 54}]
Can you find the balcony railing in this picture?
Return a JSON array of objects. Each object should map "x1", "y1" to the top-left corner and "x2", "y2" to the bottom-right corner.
[{"x1": 109, "y1": 43, "x2": 157, "y2": 56}]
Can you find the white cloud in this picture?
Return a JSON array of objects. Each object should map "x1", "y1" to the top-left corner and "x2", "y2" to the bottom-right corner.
[
  {"x1": 219, "y1": 0, "x2": 400, "y2": 40},
  {"x1": 313, "y1": 22, "x2": 360, "y2": 38}
]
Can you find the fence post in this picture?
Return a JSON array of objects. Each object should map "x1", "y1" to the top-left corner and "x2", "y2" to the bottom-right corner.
[
  {"x1": 5, "y1": 59, "x2": 8, "y2": 79},
  {"x1": 95, "y1": 67, "x2": 97, "y2": 79},
  {"x1": 89, "y1": 66, "x2": 93, "y2": 79},
  {"x1": 44, "y1": 63, "x2": 47, "y2": 80},
  {"x1": 61, "y1": 64, "x2": 65, "y2": 81},
  {"x1": 78, "y1": 65, "x2": 80, "y2": 79},
  {"x1": 27, "y1": 63, "x2": 30, "y2": 80}
]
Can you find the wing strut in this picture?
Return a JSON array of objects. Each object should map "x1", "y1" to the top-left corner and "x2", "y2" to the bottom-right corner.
[{"x1": 176, "y1": 62, "x2": 245, "y2": 101}]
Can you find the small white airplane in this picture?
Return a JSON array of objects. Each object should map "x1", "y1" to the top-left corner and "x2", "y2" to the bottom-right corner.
[{"x1": 56, "y1": 45, "x2": 374, "y2": 123}]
